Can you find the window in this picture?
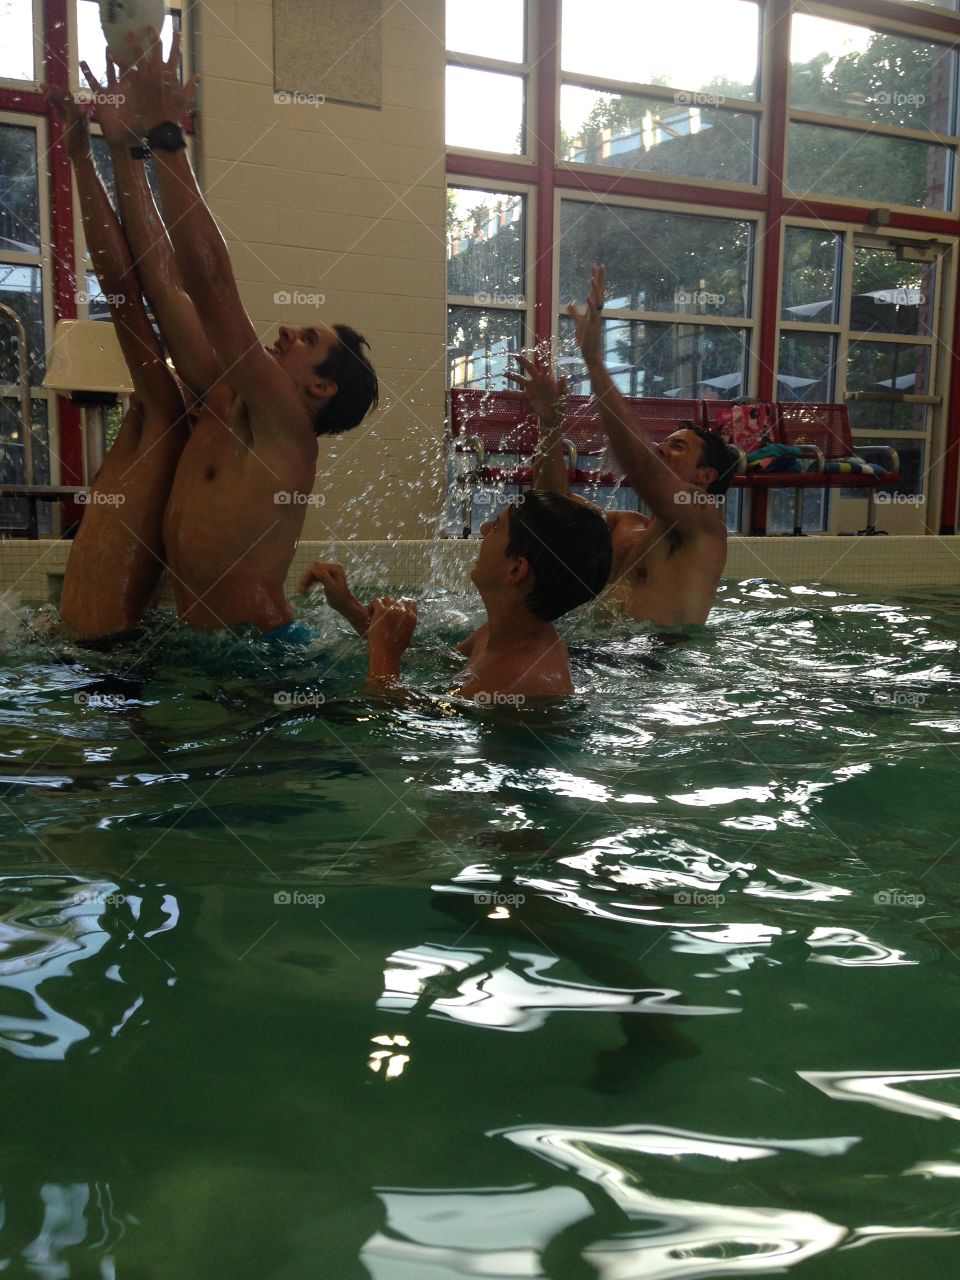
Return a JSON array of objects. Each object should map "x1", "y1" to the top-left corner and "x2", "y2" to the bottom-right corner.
[
  {"x1": 0, "y1": 0, "x2": 39, "y2": 82},
  {"x1": 558, "y1": 201, "x2": 755, "y2": 397},
  {"x1": 75, "y1": 0, "x2": 179, "y2": 87},
  {"x1": 560, "y1": 0, "x2": 762, "y2": 186},
  {"x1": 0, "y1": 115, "x2": 53, "y2": 529},
  {"x1": 788, "y1": 13, "x2": 959, "y2": 211},
  {"x1": 445, "y1": 0, "x2": 528, "y2": 155},
  {"x1": 446, "y1": 186, "x2": 527, "y2": 388}
]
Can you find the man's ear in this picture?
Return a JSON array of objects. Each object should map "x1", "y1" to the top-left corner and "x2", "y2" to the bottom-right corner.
[
  {"x1": 307, "y1": 375, "x2": 337, "y2": 405},
  {"x1": 697, "y1": 465, "x2": 719, "y2": 491},
  {"x1": 506, "y1": 556, "x2": 530, "y2": 585}
]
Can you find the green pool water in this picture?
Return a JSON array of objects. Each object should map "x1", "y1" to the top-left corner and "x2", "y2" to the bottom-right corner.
[{"x1": 2, "y1": 579, "x2": 960, "y2": 1278}]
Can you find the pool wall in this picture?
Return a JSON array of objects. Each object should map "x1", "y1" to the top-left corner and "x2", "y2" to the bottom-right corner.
[{"x1": 2, "y1": 537, "x2": 959, "y2": 608}]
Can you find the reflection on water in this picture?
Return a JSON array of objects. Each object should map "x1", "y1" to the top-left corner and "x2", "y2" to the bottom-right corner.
[
  {"x1": 0, "y1": 582, "x2": 959, "y2": 1274},
  {"x1": 0, "y1": 876, "x2": 177, "y2": 1061},
  {"x1": 800, "y1": 1068, "x2": 960, "y2": 1122},
  {"x1": 378, "y1": 942, "x2": 736, "y2": 1031}
]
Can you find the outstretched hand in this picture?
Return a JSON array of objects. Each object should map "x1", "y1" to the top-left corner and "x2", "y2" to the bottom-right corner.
[
  {"x1": 567, "y1": 264, "x2": 606, "y2": 367},
  {"x1": 44, "y1": 85, "x2": 91, "y2": 163},
  {"x1": 298, "y1": 561, "x2": 372, "y2": 635},
  {"x1": 78, "y1": 56, "x2": 141, "y2": 147},
  {"x1": 121, "y1": 27, "x2": 197, "y2": 135},
  {"x1": 506, "y1": 352, "x2": 568, "y2": 422}
]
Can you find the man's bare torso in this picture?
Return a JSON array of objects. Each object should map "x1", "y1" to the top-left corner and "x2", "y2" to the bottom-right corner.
[
  {"x1": 602, "y1": 510, "x2": 727, "y2": 627},
  {"x1": 455, "y1": 622, "x2": 573, "y2": 697},
  {"x1": 162, "y1": 386, "x2": 317, "y2": 632}
]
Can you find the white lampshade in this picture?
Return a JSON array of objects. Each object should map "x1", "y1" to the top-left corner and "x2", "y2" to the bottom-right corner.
[{"x1": 43, "y1": 319, "x2": 134, "y2": 396}]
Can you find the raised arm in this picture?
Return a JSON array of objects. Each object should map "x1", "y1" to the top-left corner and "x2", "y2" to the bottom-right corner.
[
  {"x1": 568, "y1": 265, "x2": 701, "y2": 529},
  {"x1": 46, "y1": 86, "x2": 181, "y2": 419},
  {"x1": 507, "y1": 353, "x2": 571, "y2": 496},
  {"x1": 298, "y1": 562, "x2": 372, "y2": 636},
  {"x1": 365, "y1": 598, "x2": 417, "y2": 693},
  {"x1": 79, "y1": 56, "x2": 222, "y2": 401},
  {"x1": 122, "y1": 31, "x2": 301, "y2": 421}
]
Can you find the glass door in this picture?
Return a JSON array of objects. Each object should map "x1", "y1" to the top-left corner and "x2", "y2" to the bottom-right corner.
[{"x1": 841, "y1": 234, "x2": 946, "y2": 532}]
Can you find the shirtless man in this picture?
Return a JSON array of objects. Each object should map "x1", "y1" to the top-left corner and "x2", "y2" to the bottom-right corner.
[
  {"x1": 299, "y1": 491, "x2": 612, "y2": 699},
  {"x1": 47, "y1": 86, "x2": 189, "y2": 642},
  {"x1": 512, "y1": 265, "x2": 735, "y2": 628},
  {"x1": 107, "y1": 32, "x2": 377, "y2": 635}
]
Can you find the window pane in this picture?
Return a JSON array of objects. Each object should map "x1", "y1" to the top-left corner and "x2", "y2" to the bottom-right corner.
[
  {"x1": 77, "y1": 1, "x2": 177, "y2": 85},
  {"x1": 448, "y1": 306, "x2": 523, "y2": 389},
  {"x1": 561, "y1": 0, "x2": 759, "y2": 100},
  {"x1": 447, "y1": 188, "x2": 525, "y2": 301},
  {"x1": 0, "y1": 264, "x2": 45, "y2": 382},
  {"x1": 852, "y1": 434, "x2": 924, "y2": 495},
  {"x1": 0, "y1": 397, "x2": 50, "y2": 530},
  {"x1": 446, "y1": 0, "x2": 524, "y2": 62},
  {"x1": 559, "y1": 314, "x2": 749, "y2": 400},
  {"x1": 848, "y1": 402, "x2": 929, "y2": 433},
  {"x1": 559, "y1": 202, "x2": 753, "y2": 319},
  {"x1": 0, "y1": 124, "x2": 40, "y2": 253},
  {"x1": 790, "y1": 14, "x2": 956, "y2": 135},
  {"x1": 561, "y1": 87, "x2": 756, "y2": 184},
  {"x1": 851, "y1": 246, "x2": 935, "y2": 337},
  {"x1": 777, "y1": 330, "x2": 837, "y2": 402},
  {"x1": 446, "y1": 66, "x2": 524, "y2": 153},
  {"x1": 847, "y1": 340, "x2": 932, "y2": 428},
  {"x1": 0, "y1": 0, "x2": 35, "y2": 80},
  {"x1": 781, "y1": 228, "x2": 840, "y2": 324},
  {"x1": 787, "y1": 123, "x2": 953, "y2": 210}
]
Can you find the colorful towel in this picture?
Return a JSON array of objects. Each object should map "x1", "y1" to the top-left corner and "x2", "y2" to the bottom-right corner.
[
  {"x1": 746, "y1": 444, "x2": 809, "y2": 473},
  {"x1": 824, "y1": 458, "x2": 887, "y2": 476},
  {"x1": 713, "y1": 403, "x2": 776, "y2": 453}
]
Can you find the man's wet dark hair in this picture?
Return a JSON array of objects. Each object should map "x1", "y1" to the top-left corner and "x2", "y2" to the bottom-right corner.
[
  {"x1": 506, "y1": 491, "x2": 613, "y2": 622},
  {"x1": 685, "y1": 422, "x2": 737, "y2": 496},
  {"x1": 313, "y1": 324, "x2": 379, "y2": 435}
]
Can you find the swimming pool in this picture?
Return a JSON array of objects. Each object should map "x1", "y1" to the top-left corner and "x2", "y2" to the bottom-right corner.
[{"x1": 3, "y1": 578, "x2": 960, "y2": 1276}]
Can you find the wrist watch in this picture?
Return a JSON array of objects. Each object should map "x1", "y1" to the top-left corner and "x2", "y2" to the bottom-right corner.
[{"x1": 145, "y1": 121, "x2": 187, "y2": 153}]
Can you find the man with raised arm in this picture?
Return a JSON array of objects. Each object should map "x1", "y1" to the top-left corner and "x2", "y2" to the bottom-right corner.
[
  {"x1": 46, "y1": 86, "x2": 189, "y2": 643},
  {"x1": 510, "y1": 265, "x2": 735, "y2": 628},
  {"x1": 298, "y1": 491, "x2": 612, "y2": 700},
  {"x1": 112, "y1": 32, "x2": 378, "y2": 636}
]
